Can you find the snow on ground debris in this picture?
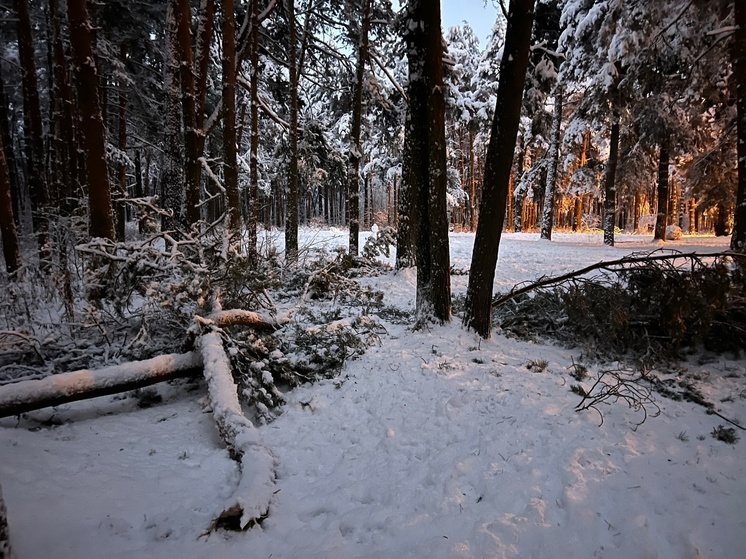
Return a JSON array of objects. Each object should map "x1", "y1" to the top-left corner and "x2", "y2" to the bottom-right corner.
[{"x1": 1, "y1": 231, "x2": 744, "y2": 559}]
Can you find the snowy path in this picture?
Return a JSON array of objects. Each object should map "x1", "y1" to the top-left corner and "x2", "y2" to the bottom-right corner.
[{"x1": 1, "y1": 232, "x2": 744, "y2": 558}]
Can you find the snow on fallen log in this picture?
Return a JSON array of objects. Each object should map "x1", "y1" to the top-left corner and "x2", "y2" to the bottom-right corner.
[
  {"x1": 198, "y1": 330, "x2": 276, "y2": 530},
  {"x1": 0, "y1": 352, "x2": 203, "y2": 419}
]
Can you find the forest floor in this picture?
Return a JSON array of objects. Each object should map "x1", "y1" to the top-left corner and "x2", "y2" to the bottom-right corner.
[{"x1": 1, "y1": 230, "x2": 745, "y2": 559}]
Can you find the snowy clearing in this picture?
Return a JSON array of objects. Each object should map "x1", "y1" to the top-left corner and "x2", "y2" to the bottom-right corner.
[{"x1": 1, "y1": 231, "x2": 744, "y2": 559}]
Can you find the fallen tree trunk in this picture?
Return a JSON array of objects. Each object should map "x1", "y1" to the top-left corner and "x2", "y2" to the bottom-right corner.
[
  {"x1": 0, "y1": 352, "x2": 202, "y2": 419},
  {"x1": 0, "y1": 309, "x2": 290, "y2": 419},
  {"x1": 198, "y1": 329, "x2": 276, "y2": 530}
]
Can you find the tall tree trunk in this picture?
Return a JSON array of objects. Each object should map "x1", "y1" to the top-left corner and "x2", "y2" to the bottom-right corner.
[
  {"x1": 403, "y1": 0, "x2": 451, "y2": 323},
  {"x1": 162, "y1": 2, "x2": 183, "y2": 233},
  {"x1": 512, "y1": 140, "x2": 525, "y2": 232},
  {"x1": 463, "y1": 0, "x2": 535, "y2": 337},
  {"x1": 192, "y1": 0, "x2": 216, "y2": 226},
  {"x1": 67, "y1": 0, "x2": 115, "y2": 240},
  {"x1": 396, "y1": 124, "x2": 415, "y2": 268},
  {"x1": 347, "y1": 0, "x2": 370, "y2": 255},
  {"x1": 285, "y1": 0, "x2": 299, "y2": 261},
  {"x1": 573, "y1": 131, "x2": 588, "y2": 232},
  {"x1": 540, "y1": 84, "x2": 563, "y2": 241},
  {"x1": 0, "y1": 67, "x2": 21, "y2": 226},
  {"x1": 653, "y1": 143, "x2": 669, "y2": 241},
  {"x1": 688, "y1": 198, "x2": 696, "y2": 233},
  {"x1": 173, "y1": 0, "x2": 201, "y2": 228},
  {"x1": 222, "y1": 0, "x2": 241, "y2": 234},
  {"x1": 16, "y1": 0, "x2": 51, "y2": 259},
  {"x1": 116, "y1": 44, "x2": 128, "y2": 242},
  {"x1": 0, "y1": 132, "x2": 21, "y2": 275},
  {"x1": 469, "y1": 128, "x2": 477, "y2": 231},
  {"x1": 603, "y1": 117, "x2": 619, "y2": 246},
  {"x1": 247, "y1": 0, "x2": 260, "y2": 261},
  {"x1": 732, "y1": 0, "x2": 746, "y2": 252}
]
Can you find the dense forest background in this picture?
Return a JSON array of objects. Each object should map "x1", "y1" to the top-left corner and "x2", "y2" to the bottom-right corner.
[{"x1": 0, "y1": 0, "x2": 745, "y2": 329}]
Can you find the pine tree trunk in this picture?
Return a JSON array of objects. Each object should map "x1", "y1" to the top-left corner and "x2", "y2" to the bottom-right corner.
[
  {"x1": 222, "y1": 0, "x2": 241, "y2": 234},
  {"x1": 347, "y1": 0, "x2": 370, "y2": 255},
  {"x1": 688, "y1": 198, "x2": 696, "y2": 233},
  {"x1": 540, "y1": 84, "x2": 563, "y2": 241},
  {"x1": 162, "y1": 0, "x2": 184, "y2": 233},
  {"x1": 116, "y1": 44, "x2": 128, "y2": 242},
  {"x1": 0, "y1": 132, "x2": 21, "y2": 275},
  {"x1": 396, "y1": 125, "x2": 415, "y2": 268},
  {"x1": 16, "y1": 0, "x2": 51, "y2": 258},
  {"x1": 403, "y1": 0, "x2": 451, "y2": 323},
  {"x1": 469, "y1": 128, "x2": 477, "y2": 231},
  {"x1": 654, "y1": 143, "x2": 669, "y2": 241},
  {"x1": 67, "y1": 0, "x2": 115, "y2": 241},
  {"x1": 463, "y1": 0, "x2": 535, "y2": 337},
  {"x1": 732, "y1": 0, "x2": 746, "y2": 252},
  {"x1": 603, "y1": 118, "x2": 619, "y2": 246},
  {"x1": 512, "y1": 141, "x2": 526, "y2": 232},
  {"x1": 0, "y1": 68, "x2": 21, "y2": 227},
  {"x1": 285, "y1": 0, "x2": 300, "y2": 260},
  {"x1": 247, "y1": 0, "x2": 260, "y2": 261}
]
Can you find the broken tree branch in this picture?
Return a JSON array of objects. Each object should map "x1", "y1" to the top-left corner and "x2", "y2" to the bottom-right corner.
[{"x1": 492, "y1": 250, "x2": 745, "y2": 308}]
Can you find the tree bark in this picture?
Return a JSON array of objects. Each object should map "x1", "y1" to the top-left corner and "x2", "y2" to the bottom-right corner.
[
  {"x1": 733, "y1": 0, "x2": 746, "y2": 252},
  {"x1": 285, "y1": 0, "x2": 300, "y2": 261},
  {"x1": 67, "y1": 0, "x2": 116, "y2": 241},
  {"x1": 463, "y1": 0, "x2": 535, "y2": 337},
  {"x1": 116, "y1": 44, "x2": 128, "y2": 242},
  {"x1": 603, "y1": 118, "x2": 619, "y2": 246},
  {"x1": 247, "y1": 0, "x2": 261, "y2": 261},
  {"x1": 653, "y1": 143, "x2": 669, "y2": 241},
  {"x1": 540, "y1": 84, "x2": 563, "y2": 241},
  {"x1": 0, "y1": 67, "x2": 21, "y2": 227},
  {"x1": 347, "y1": 0, "x2": 370, "y2": 256},
  {"x1": 174, "y1": 0, "x2": 201, "y2": 228},
  {"x1": 16, "y1": 0, "x2": 51, "y2": 259},
  {"x1": 0, "y1": 132, "x2": 21, "y2": 275},
  {"x1": 223, "y1": 0, "x2": 241, "y2": 234},
  {"x1": 162, "y1": 0, "x2": 185, "y2": 233},
  {"x1": 403, "y1": 0, "x2": 451, "y2": 323}
]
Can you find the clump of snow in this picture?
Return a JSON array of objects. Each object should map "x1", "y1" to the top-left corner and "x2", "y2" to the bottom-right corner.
[{"x1": 666, "y1": 224, "x2": 683, "y2": 240}]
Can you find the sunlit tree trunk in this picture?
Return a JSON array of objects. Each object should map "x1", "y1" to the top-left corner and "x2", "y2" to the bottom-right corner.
[
  {"x1": 67, "y1": 0, "x2": 115, "y2": 240},
  {"x1": 603, "y1": 118, "x2": 619, "y2": 246},
  {"x1": 540, "y1": 84, "x2": 563, "y2": 241},
  {"x1": 653, "y1": 143, "x2": 669, "y2": 241},
  {"x1": 464, "y1": 0, "x2": 535, "y2": 337}
]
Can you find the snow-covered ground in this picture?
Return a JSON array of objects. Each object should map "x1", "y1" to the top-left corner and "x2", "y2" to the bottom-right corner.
[{"x1": 2, "y1": 231, "x2": 744, "y2": 559}]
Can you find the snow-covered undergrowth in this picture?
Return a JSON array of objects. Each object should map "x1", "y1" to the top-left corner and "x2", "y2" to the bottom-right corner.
[{"x1": 1, "y1": 230, "x2": 744, "y2": 559}]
